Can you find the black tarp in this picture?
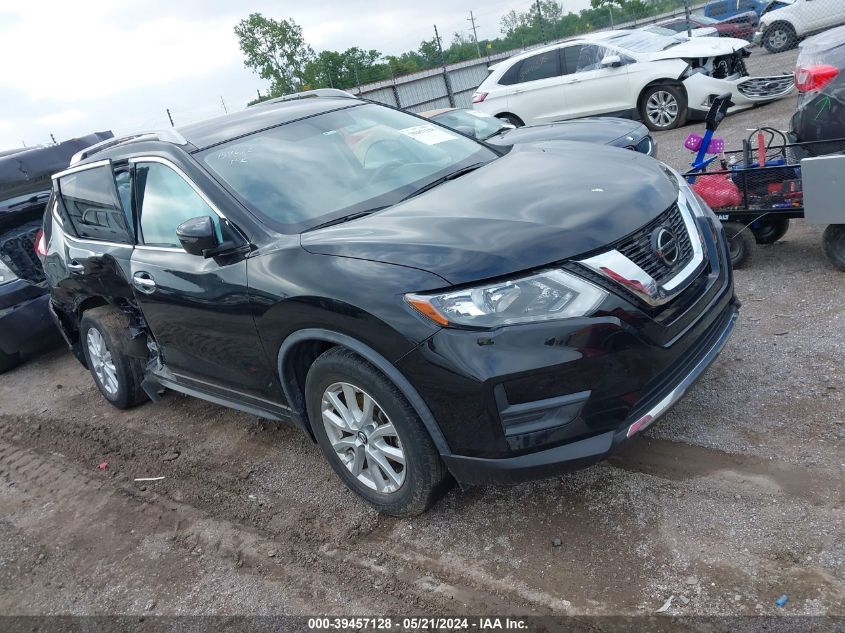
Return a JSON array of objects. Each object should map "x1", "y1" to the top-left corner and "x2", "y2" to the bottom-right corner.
[{"x1": 0, "y1": 131, "x2": 113, "y2": 199}]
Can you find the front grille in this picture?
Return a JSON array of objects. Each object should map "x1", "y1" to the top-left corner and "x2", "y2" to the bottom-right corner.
[
  {"x1": 737, "y1": 75, "x2": 794, "y2": 99},
  {"x1": 614, "y1": 203, "x2": 693, "y2": 283},
  {"x1": 0, "y1": 220, "x2": 45, "y2": 284}
]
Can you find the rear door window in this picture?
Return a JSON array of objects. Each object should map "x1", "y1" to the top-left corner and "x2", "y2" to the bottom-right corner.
[
  {"x1": 58, "y1": 164, "x2": 133, "y2": 243},
  {"x1": 515, "y1": 50, "x2": 560, "y2": 83},
  {"x1": 706, "y1": 1, "x2": 729, "y2": 18},
  {"x1": 498, "y1": 61, "x2": 523, "y2": 85},
  {"x1": 135, "y1": 161, "x2": 219, "y2": 248}
]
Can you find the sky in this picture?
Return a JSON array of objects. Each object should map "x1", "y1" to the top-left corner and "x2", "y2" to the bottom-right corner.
[{"x1": 0, "y1": 0, "x2": 592, "y2": 150}]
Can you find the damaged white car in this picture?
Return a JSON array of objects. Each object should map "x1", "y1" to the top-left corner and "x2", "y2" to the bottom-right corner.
[{"x1": 472, "y1": 30, "x2": 794, "y2": 131}]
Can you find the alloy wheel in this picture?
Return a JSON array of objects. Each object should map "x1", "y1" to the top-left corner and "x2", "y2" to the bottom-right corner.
[
  {"x1": 86, "y1": 328, "x2": 118, "y2": 396},
  {"x1": 646, "y1": 91, "x2": 679, "y2": 128},
  {"x1": 768, "y1": 28, "x2": 789, "y2": 51},
  {"x1": 320, "y1": 382, "x2": 406, "y2": 494}
]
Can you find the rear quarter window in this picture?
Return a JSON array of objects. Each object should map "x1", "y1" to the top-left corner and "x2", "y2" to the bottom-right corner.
[{"x1": 58, "y1": 165, "x2": 133, "y2": 244}]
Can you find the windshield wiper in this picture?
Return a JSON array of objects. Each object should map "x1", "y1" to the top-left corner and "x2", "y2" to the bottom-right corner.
[
  {"x1": 397, "y1": 162, "x2": 487, "y2": 204},
  {"x1": 481, "y1": 127, "x2": 510, "y2": 141},
  {"x1": 3, "y1": 192, "x2": 50, "y2": 211},
  {"x1": 304, "y1": 208, "x2": 386, "y2": 232}
]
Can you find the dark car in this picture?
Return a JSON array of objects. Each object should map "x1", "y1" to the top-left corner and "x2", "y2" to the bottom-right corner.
[
  {"x1": 704, "y1": 0, "x2": 767, "y2": 20},
  {"x1": 792, "y1": 25, "x2": 845, "y2": 153},
  {"x1": 658, "y1": 12, "x2": 758, "y2": 40},
  {"x1": 420, "y1": 108, "x2": 657, "y2": 157},
  {"x1": 0, "y1": 133, "x2": 112, "y2": 372},
  {"x1": 40, "y1": 93, "x2": 738, "y2": 516}
]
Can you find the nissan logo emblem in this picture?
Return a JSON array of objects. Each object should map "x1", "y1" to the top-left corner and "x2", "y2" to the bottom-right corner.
[{"x1": 652, "y1": 227, "x2": 680, "y2": 266}]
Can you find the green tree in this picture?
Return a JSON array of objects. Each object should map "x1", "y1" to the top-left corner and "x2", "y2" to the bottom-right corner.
[{"x1": 234, "y1": 14, "x2": 315, "y2": 96}]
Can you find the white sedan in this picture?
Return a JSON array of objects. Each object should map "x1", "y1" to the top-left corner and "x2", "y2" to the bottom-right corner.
[{"x1": 472, "y1": 30, "x2": 794, "y2": 131}]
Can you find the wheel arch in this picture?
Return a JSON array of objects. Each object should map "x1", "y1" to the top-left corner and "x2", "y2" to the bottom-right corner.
[
  {"x1": 277, "y1": 329, "x2": 450, "y2": 455},
  {"x1": 637, "y1": 78, "x2": 687, "y2": 112},
  {"x1": 495, "y1": 112, "x2": 524, "y2": 127}
]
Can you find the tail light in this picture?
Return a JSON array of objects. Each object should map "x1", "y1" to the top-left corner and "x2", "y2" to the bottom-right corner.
[
  {"x1": 35, "y1": 229, "x2": 48, "y2": 257},
  {"x1": 471, "y1": 92, "x2": 488, "y2": 104},
  {"x1": 795, "y1": 65, "x2": 839, "y2": 93}
]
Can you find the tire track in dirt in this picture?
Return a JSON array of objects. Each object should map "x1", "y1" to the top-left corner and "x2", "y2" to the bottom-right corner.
[{"x1": 0, "y1": 413, "x2": 593, "y2": 614}]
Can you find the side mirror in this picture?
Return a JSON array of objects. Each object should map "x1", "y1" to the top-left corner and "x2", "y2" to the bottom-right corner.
[
  {"x1": 176, "y1": 216, "x2": 218, "y2": 257},
  {"x1": 602, "y1": 55, "x2": 623, "y2": 68}
]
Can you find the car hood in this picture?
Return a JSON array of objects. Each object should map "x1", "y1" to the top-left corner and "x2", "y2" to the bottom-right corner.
[
  {"x1": 487, "y1": 117, "x2": 645, "y2": 148},
  {"x1": 644, "y1": 36, "x2": 750, "y2": 60},
  {"x1": 300, "y1": 142, "x2": 677, "y2": 286}
]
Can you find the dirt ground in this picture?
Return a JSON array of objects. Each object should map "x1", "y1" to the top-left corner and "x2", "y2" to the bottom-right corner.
[{"x1": 0, "y1": 47, "x2": 842, "y2": 621}]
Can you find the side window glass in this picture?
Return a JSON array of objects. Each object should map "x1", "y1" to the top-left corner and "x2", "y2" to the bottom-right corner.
[
  {"x1": 574, "y1": 45, "x2": 609, "y2": 74},
  {"x1": 515, "y1": 50, "x2": 559, "y2": 83},
  {"x1": 561, "y1": 45, "x2": 582, "y2": 75},
  {"x1": 499, "y1": 61, "x2": 523, "y2": 86},
  {"x1": 136, "y1": 162, "x2": 218, "y2": 248},
  {"x1": 113, "y1": 168, "x2": 133, "y2": 234},
  {"x1": 59, "y1": 165, "x2": 132, "y2": 243}
]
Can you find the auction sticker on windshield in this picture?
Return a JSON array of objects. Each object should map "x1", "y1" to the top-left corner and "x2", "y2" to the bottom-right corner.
[{"x1": 399, "y1": 124, "x2": 457, "y2": 145}]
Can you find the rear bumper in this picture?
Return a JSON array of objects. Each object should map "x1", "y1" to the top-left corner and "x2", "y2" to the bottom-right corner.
[
  {"x1": 0, "y1": 282, "x2": 58, "y2": 355},
  {"x1": 443, "y1": 300, "x2": 738, "y2": 484}
]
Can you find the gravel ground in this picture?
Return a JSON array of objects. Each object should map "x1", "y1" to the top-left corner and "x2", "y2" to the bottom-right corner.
[{"x1": 0, "y1": 46, "x2": 842, "y2": 622}]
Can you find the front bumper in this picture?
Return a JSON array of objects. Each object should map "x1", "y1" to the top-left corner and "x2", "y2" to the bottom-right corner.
[
  {"x1": 684, "y1": 71, "x2": 794, "y2": 118},
  {"x1": 396, "y1": 213, "x2": 737, "y2": 483},
  {"x1": 442, "y1": 301, "x2": 738, "y2": 483},
  {"x1": 0, "y1": 281, "x2": 58, "y2": 355}
]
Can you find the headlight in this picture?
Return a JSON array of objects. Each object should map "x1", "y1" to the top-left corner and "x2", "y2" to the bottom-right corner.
[
  {"x1": 406, "y1": 269, "x2": 607, "y2": 328},
  {"x1": 0, "y1": 259, "x2": 18, "y2": 285}
]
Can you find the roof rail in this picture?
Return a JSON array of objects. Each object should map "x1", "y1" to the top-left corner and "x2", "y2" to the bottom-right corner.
[
  {"x1": 254, "y1": 88, "x2": 357, "y2": 107},
  {"x1": 69, "y1": 129, "x2": 188, "y2": 166}
]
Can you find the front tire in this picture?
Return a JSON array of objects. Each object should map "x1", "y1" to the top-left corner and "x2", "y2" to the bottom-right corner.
[
  {"x1": 305, "y1": 347, "x2": 451, "y2": 517},
  {"x1": 822, "y1": 224, "x2": 845, "y2": 272},
  {"x1": 723, "y1": 222, "x2": 753, "y2": 269},
  {"x1": 80, "y1": 306, "x2": 147, "y2": 409},
  {"x1": 640, "y1": 84, "x2": 687, "y2": 131},
  {"x1": 763, "y1": 23, "x2": 797, "y2": 54}
]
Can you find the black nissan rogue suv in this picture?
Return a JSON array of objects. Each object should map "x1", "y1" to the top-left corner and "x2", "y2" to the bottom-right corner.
[{"x1": 40, "y1": 92, "x2": 738, "y2": 515}]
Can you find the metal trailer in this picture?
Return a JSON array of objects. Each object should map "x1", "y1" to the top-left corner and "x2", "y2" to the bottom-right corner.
[{"x1": 681, "y1": 94, "x2": 845, "y2": 270}]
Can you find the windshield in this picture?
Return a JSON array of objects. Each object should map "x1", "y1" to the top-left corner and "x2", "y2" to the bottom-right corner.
[
  {"x1": 430, "y1": 109, "x2": 509, "y2": 141},
  {"x1": 695, "y1": 15, "x2": 719, "y2": 25},
  {"x1": 200, "y1": 104, "x2": 496, "y2": 233},
  {"x1": 606, "y1": 31, "x2": 683, "y2": 52}
]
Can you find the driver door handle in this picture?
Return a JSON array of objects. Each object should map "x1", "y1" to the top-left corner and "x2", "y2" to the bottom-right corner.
[{"x1": 132, "y1": 271, "x2": 157, "y2": 294}]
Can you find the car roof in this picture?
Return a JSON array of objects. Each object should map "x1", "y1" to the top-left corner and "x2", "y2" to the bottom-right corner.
[
  {"x1": 179, "y1": 96, "x2": 359, "y2": 150},
  {"x1": 498, "y1": 30, "x2": 630, "y2": 65},
  {"x1": 70, "y1": 96, "x2": 361, "y2": 169}
]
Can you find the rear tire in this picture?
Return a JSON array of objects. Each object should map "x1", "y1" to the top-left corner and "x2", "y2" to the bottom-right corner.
[
  {"x1": 639, "y1": 84, "x2": 688, "y2": 131},
  {"x1": 0, "y1": 349, "x2": 21, "y2": 374},
  {"x1": 763, "y1": 23, "x2": 797, "y2": 54},
  {"x1": 822, "y1": 224, "x2": 845, "y2": 272},
  {"x1": 80, "y1": 306, "x2": 147, "y2": 409},
  {"x1": 753, "y1": 217, "x2": 790, "y2": 244},
  {"x1": 723, "y1": 222, "x2": 753, "y2": 269},
  {"x1": 496, "y1": 113, "x2": 524, "y2": 127},
  {"x1": 305, "y1": 347, "x2": 451, "y2": 517}
]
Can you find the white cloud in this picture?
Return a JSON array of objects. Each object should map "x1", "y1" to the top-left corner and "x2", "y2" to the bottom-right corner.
[{"x1": 0, "y1": 0, "x2": 589, "y2": 149}]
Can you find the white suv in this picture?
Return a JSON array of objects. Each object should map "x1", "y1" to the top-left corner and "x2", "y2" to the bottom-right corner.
[
  {"x1": 472, "y1": 30, "x2": 794, "y2": 131},
  {"x1": 755, "y1": 0, "x2": 845, "y2": 53}
]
